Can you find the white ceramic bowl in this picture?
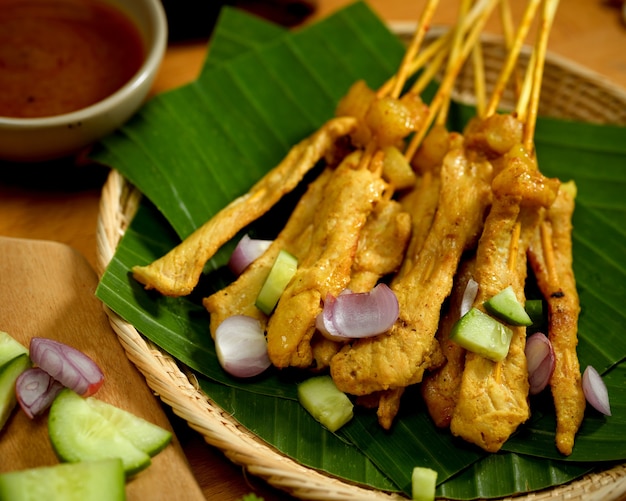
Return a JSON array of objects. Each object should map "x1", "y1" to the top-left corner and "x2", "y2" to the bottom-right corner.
[{"x1": 0, "y1": 0, "x2": 167, "y2": 162}]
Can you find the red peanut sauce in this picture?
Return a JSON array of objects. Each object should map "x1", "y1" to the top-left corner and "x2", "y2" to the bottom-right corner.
[{"x1": 0, "y1": 0, "x2": 145, "y2": 118}]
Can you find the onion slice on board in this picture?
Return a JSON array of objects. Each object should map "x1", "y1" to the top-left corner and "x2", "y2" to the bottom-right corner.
[
  {"x1": 583, "y1": 365, "x2": 611, "y2": 416},
  {"x1": 215, "y1": 315, "x2": 272, "y2": 378},
  {"x1": 29, "y1": 337, "x2": 104, "y2": 397},
  {"x1": 15, "y1": 367, "x2": 64, "y2": 419},
  {"x1": 317, "y1": 284, "x2": 399, "y2": 339},
  {"x1": 525, "y1": 332, "x2": 555, "y2": 395},
  {"x1": 228, "y1": 234, "x2": 273, "y2": 276}
]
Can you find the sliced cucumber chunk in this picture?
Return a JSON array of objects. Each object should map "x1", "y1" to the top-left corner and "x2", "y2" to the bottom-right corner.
[
  {"x1": 0, "y1": 354, "x2": 32, "y2": 430},
  {"x1": 85, "y1": 397, "x2": 172, "y2": 456},
  {"x1": 450, "y1": 308, "x2": 513, "y2": 362},
  {"x1": 48, "y1": 389, "x2": 151, "y2": 477},
  {"x1": 0, "y1": 459, "x2": 125, "y2": 501},
  {"x1": 297, "y1": 375, "x2": 353, "y2": 432},
  {"x1": 411, "y1": 466, "x2": 437, "y2": 501},
  {"x1": 0, "y1": 331, "x2": 28, "y2": 367},
  {"x1": 483, "y1": 286, "x2": 532, "y2": 326},
  {"x1": 255, "y1": 249, "x2": 298, "y2": 315}
]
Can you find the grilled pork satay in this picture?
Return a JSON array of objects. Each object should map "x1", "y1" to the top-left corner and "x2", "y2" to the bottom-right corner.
[
  {"x1": 450, "y1": 146, "x2": 560, "y2": 453},
  {"x1": 421, "y1": 257, "x2": 475, "y2": 428},
  {"x1": 266, "y1": 150, "x2": 388, "y2": 369},
  {"x1": 132, "y1": 116, "x2": 357, "y2": 297},
  {"x1": 528, "y1": 181, "x2": 585, "y2": 456},
  {"x1": 348, "y1": 197, "x2": 412, "y2": 293},
  {"x1": 310, "y1": 196, "x2": 412, "y2": 371},
  {"x1": 203, "y1": 166, "x2": 335, "y2": 338},
  {"x1": 330, "y1": 143, "x2": 493, "y2": 401}
]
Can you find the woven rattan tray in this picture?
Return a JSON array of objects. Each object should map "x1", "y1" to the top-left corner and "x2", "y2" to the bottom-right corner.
[{"x1": 96, "y1": 33, "x2": 626, "y2": 500}]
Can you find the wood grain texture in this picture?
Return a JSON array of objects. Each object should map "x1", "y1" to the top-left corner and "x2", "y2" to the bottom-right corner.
[{"x1": 0, "y1": 236, "x2": 205, "y2": 501}]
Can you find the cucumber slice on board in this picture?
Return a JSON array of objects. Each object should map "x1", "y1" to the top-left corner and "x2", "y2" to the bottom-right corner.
[
  {"x1": 0, "y1": 331, "x2": 28, "y2": 367},
  {"x1": 483, "y1": 286, "x2": 533, "y2": 326},
  {"x1": 297, "y1": 375, "x2": 353, "y2": 432},
  {"x1": 0, "y1": 354, "x2": 32, "y2": 430},
  {"x1": 255, "y1": 249, "x2": 298, "y2": 315},
  {"x1": 48, "y1": 389, "x2": 151, "y2": 477},
  {"x1": 450, "y1": 308, "x2": 514, "y2": 362},
  {"x1": 0, "y1": 459, "x2": 125, "y2": 501},
  {"x1": 85, "y1": 397, "x2": 172, "y2": 456}
]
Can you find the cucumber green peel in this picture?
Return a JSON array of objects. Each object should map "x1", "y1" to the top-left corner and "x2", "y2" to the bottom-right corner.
[
  {"x1": 483, "y1": 286, "x2": 533, "y2": 327},
  {"x1": 0, "y1": 331, "x2": 28, "y2": 367},
  {"x1": 48, "y1": 389, "x2": 171, "y2": 477},
  {"x1": 412, "y1": 466, "x2": 437, "y2": 501},
  {"x1": 0, "y1": 354, "x2": 32, "y2": 430},
  {"x1": 0, "y1": 459, "x2": 126, "y2": 501},
  {"x1": 255, "y1": 249, "x2": 298, "y2": 315},
  {"x1": 450, "y1": 308, "x2": 513, "y2": 362},
  {"x1": 297, "y1": 375, "x2": 353, "y2": 432}
]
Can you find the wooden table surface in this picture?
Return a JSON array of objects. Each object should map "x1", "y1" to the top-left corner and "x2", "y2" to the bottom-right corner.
[{"x1": 0, "y1": 1, "x2": 624, "y2": 499}]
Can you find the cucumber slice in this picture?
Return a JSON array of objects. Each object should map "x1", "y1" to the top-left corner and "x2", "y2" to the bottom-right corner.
[
  {"x1": 0, "y1": 354, "x2": 32, "y2": 430},
  {"x1": 48, "y1": 389, "x2": 151, "y2": 477},
  {"x1": 0, "y1": 331, "x2": 28, "y2": 367},
  {"x1": 255, "y1": 249, "x2": 298, "y2": 315},
  {"x1": 297, "y1": 375, "x2": 353, "y2": 432},
  {"x1": 411, "y1": 466, "x2": 437, "y2": 501},
  {"x1": 483, "y1": 286, "x2": 532, "y2": 326},
  {"x1": 450, "y1": 308, "x2": 513, "y2": 362},
  {"x1": 0, "y1": 459, "x2": 125, "y2": 501},
  {"x1": 85, "y1": 397, "x2": 172, "y2": 456}
]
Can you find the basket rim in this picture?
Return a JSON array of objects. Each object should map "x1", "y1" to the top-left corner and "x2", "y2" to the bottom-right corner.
[{"x1": 95, "y1": 31, "x2": 626, "y2": 500}]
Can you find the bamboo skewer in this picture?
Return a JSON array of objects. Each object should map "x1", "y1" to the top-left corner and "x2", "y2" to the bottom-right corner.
[
  {"x1": 524, "y1": 0, "x2": 560, "y2": 151},
  {"x1": 484, "y1": 0, "x2": 542, "y2": 117},
  {"x1": 405, "y1": 0, "x2": 500, "y2": 161},
  {"x1": 388, "y1": 0, "x2": 441, "y2": 99}
]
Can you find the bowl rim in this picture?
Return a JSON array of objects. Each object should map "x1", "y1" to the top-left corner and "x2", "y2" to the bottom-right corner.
[{"x1": 0, "y1": 0, "x2": 168, "y2": 129}]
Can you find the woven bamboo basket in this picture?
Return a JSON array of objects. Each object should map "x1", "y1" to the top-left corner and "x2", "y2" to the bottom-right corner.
[{"x1": 96, "y1": 30, "x2": 626, "y2": 501}]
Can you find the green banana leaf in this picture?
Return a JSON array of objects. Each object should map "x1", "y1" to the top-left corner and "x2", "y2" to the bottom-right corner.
[{"x1": 93, "y1": 3, "x2": 626, "y2": 499}]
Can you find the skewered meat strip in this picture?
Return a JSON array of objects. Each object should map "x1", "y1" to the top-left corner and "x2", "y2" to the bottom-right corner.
[
  {"x1": 421, "y1": 257, "x2": 475, "y2": 428},
  {"x1": 132, "y1": 116, "x2": 357, "y2": 297},
  {"x1": 266, "y1": 150, "x2": 388, "y2": 369},
  {"x1": 330, "y1": 143, "x2": 493, "y2": 402},
  {"x1": 203, "y1": 167, "x2": 335, "y2": 338},
  {"x1": 450, "y1": 147, "x2": 560, "y2": 453},
  {"x1": 310, "y1": 195, "x2": 412, "y2": 371},
  {"x1": 528, "y1": 181, "x2": 585, "y2": 456}
]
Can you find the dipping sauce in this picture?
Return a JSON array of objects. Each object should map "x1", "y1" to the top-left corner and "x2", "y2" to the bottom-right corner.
[{"x1": 0, "y1": 0, "x2": 145, "y2": 118}]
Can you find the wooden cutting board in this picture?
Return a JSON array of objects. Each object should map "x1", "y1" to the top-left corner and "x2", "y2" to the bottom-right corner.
[{"x1": 0, "y1": 236, "x2": 205, "y2": 501}]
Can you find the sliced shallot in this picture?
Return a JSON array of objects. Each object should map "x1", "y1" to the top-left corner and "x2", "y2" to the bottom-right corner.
[
  {"x1": 215, "y1": 315, "x2": 271, "y2": 378},
  {"x1": 525, "y1": 332, "x2": 555, "y2": 395},
  {"x1": 460, "y1": 278, "x2": 479, "y2": 318},
  {"x1": 15, "y1": 367, "x2": 64, "y2": 419},
  {"x1": 29, "y1": 337, "x2": 104, "y2": 397},
  {"x1": 317, "y1": 284, "x2": 399, "y2": 339},
  {"x1": 582, "y1": 365, "x2": 611, "y2": 416},
  {"x1": 228, "y1": 234, "x2": 273, "y2": 276}
]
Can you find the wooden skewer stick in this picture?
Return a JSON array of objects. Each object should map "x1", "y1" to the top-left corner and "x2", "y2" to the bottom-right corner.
[
  {"x1": 471, "y1": 41, "x2": 487, "y2": 118},
  {"x1": 405, "y1": 0, "x2": 500, "y2": 161},
  {"x1": 379, "y1": 33, "x2": 449, "y2": 98},
  {"x1": 515, "y1": 48, "x2": 536, "y2": 121},
  {"x1": 410, "y1": 41, "x2": 450, "y2": 95},
  {"x1": 484, "y1": 0, "x2": 542, "y2": 118},
  {"x1": 499, "y1": 0, "x2": 523, "y2": 100},
  {"x1": 388, "y1": 0, "x2": 441, "y2": 99},
  {"x1": 523, "y1": 0, "x2": 560, "y2": 151},
  {"x1": 435, "y1": 0, "x2": 473, "y2": 126}
]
